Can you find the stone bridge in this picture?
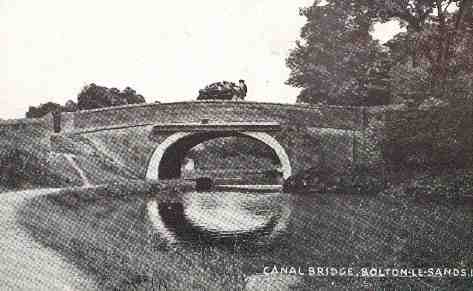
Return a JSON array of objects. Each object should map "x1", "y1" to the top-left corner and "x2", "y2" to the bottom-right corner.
[{"x1": 55, "y1": 101, "x2": 379, "y2": 181}]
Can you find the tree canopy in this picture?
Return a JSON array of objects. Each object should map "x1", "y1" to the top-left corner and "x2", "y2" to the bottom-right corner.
[
  {"x1": 286, "y1": 0, "x2": 391, "y2": 106},
  {"x1": 26, "y1": 84, "x2": 147, "y2": 118},
  {"x1": 77, "y1": 84, "x2": 146, "y2": 110},
  {"x1": 287, "y1": 0, "x2": 473, "y2": 106},
  {"x1": 25, "y1": 101, "x2": 76, "y2": 118}
]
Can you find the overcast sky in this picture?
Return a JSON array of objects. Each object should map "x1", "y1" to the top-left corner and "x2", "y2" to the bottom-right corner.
[{"x1": 1, "y1": 0, "x2": 402, "y2": 119}]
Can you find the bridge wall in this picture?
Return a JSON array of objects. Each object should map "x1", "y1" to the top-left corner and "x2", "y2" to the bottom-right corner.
[
  {"x1": 63, "y1": 101, "x2": 366, "y2": 132},
  {"x1": 65, "y1": 126, "x2": 325, "y2": 179},
  {"x1": 3, "y1": 101, "x2": 468, "y2": 185},
  {"x1": 65, "y1": 125, "x2": 356, "y2": 180},
  {"x1": 54, "y1": 101, "x2": 367, "y2": 179}
]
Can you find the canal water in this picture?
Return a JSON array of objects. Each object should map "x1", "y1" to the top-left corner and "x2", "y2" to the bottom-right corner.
[
  {"x1": 17, "y1": 186, "x2": 473, "y2": 290},
  {"x1": 147, "y1": 190, "x2": 292, "y2": 248}
]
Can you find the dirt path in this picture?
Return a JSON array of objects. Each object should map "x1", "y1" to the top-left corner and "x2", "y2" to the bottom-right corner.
[{"x1": 0, "y1": 188, "x2": 97, "y2": 291}]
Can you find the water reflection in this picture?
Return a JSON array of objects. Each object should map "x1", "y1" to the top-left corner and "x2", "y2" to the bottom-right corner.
[{"x1": 147, "y1": 191, "x2": 292, "y2": 247}]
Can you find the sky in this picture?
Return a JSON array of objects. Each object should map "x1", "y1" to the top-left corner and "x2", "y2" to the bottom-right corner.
[{"x1": 1, "y1": 0, "x2": 402, "y2": 119}]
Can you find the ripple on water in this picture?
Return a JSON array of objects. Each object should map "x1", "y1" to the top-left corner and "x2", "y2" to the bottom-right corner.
[{"x1": 146, "y1": 190, "x2": 293, "y2": 248}]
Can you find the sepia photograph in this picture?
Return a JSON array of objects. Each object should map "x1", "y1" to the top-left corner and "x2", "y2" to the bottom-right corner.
[{"x1": 1, "y1": 0, "x2": 473, "y2": 290}]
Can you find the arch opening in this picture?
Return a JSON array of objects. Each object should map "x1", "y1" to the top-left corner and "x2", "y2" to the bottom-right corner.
[{"x1": 146, "y1": 131, "x2": 292, "y2": 181}]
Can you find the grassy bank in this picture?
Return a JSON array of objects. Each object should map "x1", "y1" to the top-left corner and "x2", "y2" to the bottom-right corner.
[
  {"x1": 286, "y1": 165, "x2": 473, "y2": 199},
  {"x1": 385, "y1": 168, "x2": 473, "y2": 200},
  {"x1": 0, "y1": 128, "x2": 146, "y2": 192},
  {"x1": 0, "y1": 123, "x2": 83, "y2": 191}
]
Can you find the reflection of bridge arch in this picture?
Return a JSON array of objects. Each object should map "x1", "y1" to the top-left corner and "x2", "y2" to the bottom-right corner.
[
  {"x1": 146, "y1": 191, "x2": 293, "y2": 245},
  {"x1": 145, "y1": 131, "x2": 292, "y2": 180}
]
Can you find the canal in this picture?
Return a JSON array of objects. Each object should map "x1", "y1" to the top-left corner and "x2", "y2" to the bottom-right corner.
[{"x1": 14, "y1": 184, "x2": 473, "y2": 290}]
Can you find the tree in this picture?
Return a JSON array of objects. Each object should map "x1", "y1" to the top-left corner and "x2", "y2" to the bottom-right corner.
[
  {"x1": 64, "y1": 100, "x2": 78, "y2": 112},
  {"x1": 77, "y1": 84, "x2": 146, "y2": 110},
  {"x1": 286, "y1": 0, "x2": 391, "y2": 106},
  {"x1": 288, "y1": 0, "x2": 473, "y2": 106},
  {"x1": 26, "y1": 84, "x2": 148, "y2": 118},
  {"x1": 375, "y1": 0, "x2": 473, "y2": 104},
  {"x1": 25, "y1": 102, "x2": 63, "y2": 118},
  {"x1": 120, "y1": 86, "x2": 146, "y2": 104}
]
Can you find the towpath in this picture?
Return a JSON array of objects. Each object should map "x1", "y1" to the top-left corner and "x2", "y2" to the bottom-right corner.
[{"x1": 0, "y1": 188, "x2": 97, "y2": 291}]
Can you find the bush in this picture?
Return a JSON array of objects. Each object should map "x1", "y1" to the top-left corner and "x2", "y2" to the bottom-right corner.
[
  {"x1": 283, "y1": 164, "x2": 386, "y2": 195},
  {"x1": 383, "y1": 107, "x2": 473, "y2": 169},
  {"x1": 345, "y1": 164, "x2": 386, "y2": 195},
  {"x1": 404, "y1": 170, "x2": 473, "y2": 200}
]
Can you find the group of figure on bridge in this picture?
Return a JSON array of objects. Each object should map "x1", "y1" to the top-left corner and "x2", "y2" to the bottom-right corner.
[{"x1": 197, "y1": 80, "x2": 247, "y2": 101}]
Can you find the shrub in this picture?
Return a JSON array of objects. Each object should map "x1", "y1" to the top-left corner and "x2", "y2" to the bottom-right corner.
[
  {"x1": 283, "y1": 164, "x2": 386, "y2": 195},
  {"x1": 404, "y1": 170, "x2": 473, "y2": 200}
]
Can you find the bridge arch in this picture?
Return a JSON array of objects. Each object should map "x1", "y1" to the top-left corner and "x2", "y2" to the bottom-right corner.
[{"x1": 145, "y1": 131, "x2": 292, "y2": 180}]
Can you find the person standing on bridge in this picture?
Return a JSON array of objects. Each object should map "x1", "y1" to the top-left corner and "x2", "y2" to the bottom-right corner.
[
  {"x1": 52, "y1": 109, "x2": 62, "y2": 133},
  {"x1": 238, "y1": 79, "x2": 247, "y2": 101}
]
